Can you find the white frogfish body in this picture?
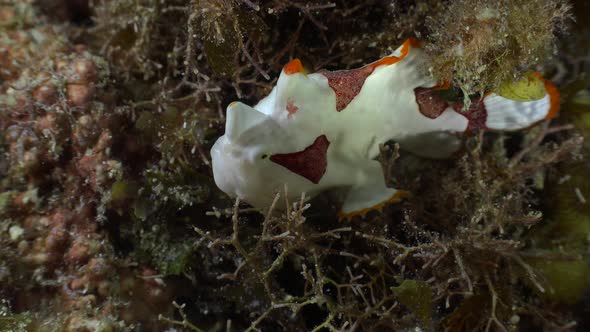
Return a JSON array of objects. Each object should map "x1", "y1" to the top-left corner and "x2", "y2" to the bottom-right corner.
[{"x1": 210, "y1": 38, "x2": 560, "y2": 218}]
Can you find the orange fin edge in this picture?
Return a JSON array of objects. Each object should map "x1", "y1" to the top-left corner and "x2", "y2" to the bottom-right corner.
[
  {"x1": 338, "y1": 190, "x2": 411, "y2": 221},
  {"x1": 532, "y1": 72, "x2": 560, "y2": 119},
  {"x1": 283, "y1": 58, "x2": 305, "y2": 75},
  {"x1": 368, "y1": 38, "x2": 422, "y2": 70}
]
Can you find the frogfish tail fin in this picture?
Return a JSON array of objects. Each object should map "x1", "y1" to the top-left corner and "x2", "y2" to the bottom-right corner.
[{"x1": 482, "y1": 72, "x2": 559, "y2": 131}]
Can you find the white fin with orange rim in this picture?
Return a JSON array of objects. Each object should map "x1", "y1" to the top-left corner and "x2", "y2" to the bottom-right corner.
[
  {"x1": 484, "y1": 73, "x2": 560, "y2": 130},
  {"x1": 337, "y1": 160, "x2": 406, "y2": 219}
]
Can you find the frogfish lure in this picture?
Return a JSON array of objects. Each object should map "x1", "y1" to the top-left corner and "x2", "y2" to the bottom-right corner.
[{"x1": 210, "y1": 38, "x2": 559, "y2": 219}]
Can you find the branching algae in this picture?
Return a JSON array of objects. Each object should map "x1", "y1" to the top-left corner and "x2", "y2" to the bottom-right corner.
[{"x1": 0, "y1": 0, "x2": 588, "y2": 331}]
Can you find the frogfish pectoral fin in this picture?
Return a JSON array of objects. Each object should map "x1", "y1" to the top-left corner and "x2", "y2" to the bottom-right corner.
[{"x1": 338, "y1": 188, "x2": 410, "y2": 221}]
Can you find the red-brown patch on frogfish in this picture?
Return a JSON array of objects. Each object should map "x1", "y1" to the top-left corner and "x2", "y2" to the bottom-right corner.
[
  {"x1": 318, "y1": 66, "x2": 375, "y2": 112},
  {"x1": 269, "y1": 135, "x2": 330, "y2": 184},
  {"x1": 452, "y1": 98, "x2": 488, "y2": 132},
  {"x1": 319, "y1": 38, "x2": 419, "y2": 112},
  {"x1": 414, "y1": 87, "x2": 450, "y2": 119},
  {"x1": 286, "y1": 99, "x2": 298, "y2": 118},
  {"x1": 413, "y1": 82, "x2": 487, "y2": 132}
]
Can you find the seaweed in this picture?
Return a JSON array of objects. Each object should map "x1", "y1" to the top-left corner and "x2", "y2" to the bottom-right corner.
[{"x1": 425, "y1": 0, "x2": 571, "y2": 96}]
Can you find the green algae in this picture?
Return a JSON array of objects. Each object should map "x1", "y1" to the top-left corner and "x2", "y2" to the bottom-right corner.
[
  {"x1": 528, "y1": 258, "x2": 590, "y2": 304},
  {"x1": 392, "y1": 280, "x2": 434, "y2": 328}
]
